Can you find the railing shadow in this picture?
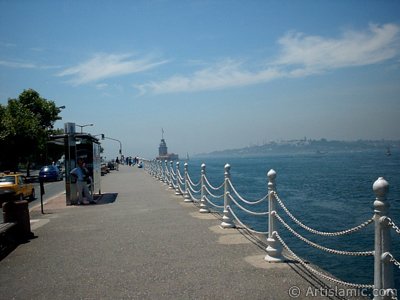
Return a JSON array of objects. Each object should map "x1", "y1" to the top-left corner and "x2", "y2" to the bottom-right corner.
[
  {"x1": 233, "y1": 226, "x2": 360, "y2": 300},
  {"x1": 287, "y1": 262, "x2": 348, "y2": 300}
]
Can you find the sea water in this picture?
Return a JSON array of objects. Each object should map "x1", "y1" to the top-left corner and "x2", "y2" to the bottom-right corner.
[{"x1": 183, "y1": 150, "x2": 400, "y2": 289}]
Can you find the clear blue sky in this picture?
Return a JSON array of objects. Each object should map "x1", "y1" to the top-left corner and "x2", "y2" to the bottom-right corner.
[{"x1": 1, "y1": 0, "x2": 399, "y2": 159}]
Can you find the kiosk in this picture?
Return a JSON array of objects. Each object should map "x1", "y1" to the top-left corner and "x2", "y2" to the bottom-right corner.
[{"x1": 50, "y1": 122, "x2": 101, "y2": 205}]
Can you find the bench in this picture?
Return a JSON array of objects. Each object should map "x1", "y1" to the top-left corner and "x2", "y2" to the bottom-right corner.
[
  {"x1": 0, "y1": 222, "x2": 17, "y2": 233},
  {"x1": 0, "y1": 222, "x2": 18, "y2": 258},
  {"x1": 0, "y1": 222, "x2": 17, "y2": 242}
]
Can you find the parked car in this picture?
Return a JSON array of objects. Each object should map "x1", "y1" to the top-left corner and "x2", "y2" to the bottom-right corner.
[
  {"x1": 101, "y1": 163, "x2": 109, "y2": 176},
  {"x1": 0, "y1": 172, "x2": 35, "y2": 204},
  {"x1": 39, "y1": 165, "x2": 63, "y2": 182},
  {"x1": 107, "y1": 161, "x2": 115, "y2": 170}
]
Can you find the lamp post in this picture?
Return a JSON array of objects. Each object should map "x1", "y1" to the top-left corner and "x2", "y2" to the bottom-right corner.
[
  {"x1": 104, "y1": 136, "x2": 122, "y2": 156},
  {"x1": 56, "y1": 105, "x2": 65, "y2": 122},
  {"x1": 76, "y1": 123, "x2": 93, "y2": 133}
]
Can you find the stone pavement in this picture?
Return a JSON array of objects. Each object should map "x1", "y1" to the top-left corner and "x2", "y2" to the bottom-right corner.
[{"x1": 0, "y1": 165, "x2": 368, "y2": 299}]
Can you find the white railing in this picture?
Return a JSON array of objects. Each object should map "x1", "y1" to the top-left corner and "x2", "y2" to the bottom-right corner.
[{"x1": 142, "y1": 159, "x2": 399, "y2": 300}]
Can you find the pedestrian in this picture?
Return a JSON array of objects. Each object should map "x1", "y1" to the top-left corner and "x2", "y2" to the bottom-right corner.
[
  {"x1": 70, "y1": 158, "x2": 95, "y2": 205},
  {"x1": 115, "y1": 157, "x2": 119, "y2": 171}
]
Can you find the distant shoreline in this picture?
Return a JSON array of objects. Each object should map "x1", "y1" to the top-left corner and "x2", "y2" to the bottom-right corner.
[{"x1": 195, "y1": 139, "x2": 399, "y2": 158}]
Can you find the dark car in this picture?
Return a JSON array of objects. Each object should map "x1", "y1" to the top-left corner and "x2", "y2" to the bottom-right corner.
[
  {"x1": 101, "y1": 163, "x2": 109, "y2": 176},
  {"x1": 107, "y1": 161, "x2": 115, "y2": 170},
  {"x1": 39, "y1": 165, "x2": 63, "y2": 181}
]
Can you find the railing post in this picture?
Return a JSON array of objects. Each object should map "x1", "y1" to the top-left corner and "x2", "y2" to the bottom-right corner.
[
  {"x1": 153, "y1": 160, "x2": 157, "y2": 178},
  {"x1": 265, "y1": 169, "x2": 284, "y2": 262},
  {"x1": 183, "y1": 163, "x2": 192, "y2": 202},
  {"x1": 168, "y1": 161, "x2": 174, "y2": 189},
  {"x1": 151, "y1": 160, "x2": 156, "y2": 177},
  {"x1": 221, "y1": 164, "x2": 235, "y2": 228},
  {"x1": 158, "y1": 160, "x2": 162, "y2": 181},
  {"x1": 163, "y1": 160, "x2": 169, "y2": 185},
  {"x1": 175, "y1": 162, "x2": 182, "y2": 196},
  {"x1": 151, "y1": 160, "x2": 155, "y2": 177},
  {"x1": 199, "y1": 163, "x2": 210, "y2": 213},
  {"x1": 373, "y1": 177, "x2": 394, "y2": 300},
  {"x1": 153, "y1": 160, "x2": 157, "y2": 177}
]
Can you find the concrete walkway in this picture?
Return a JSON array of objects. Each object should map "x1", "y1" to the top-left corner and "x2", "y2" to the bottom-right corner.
[{"x1": 0, "y1": 165, "x2": 367, "y2": 299}]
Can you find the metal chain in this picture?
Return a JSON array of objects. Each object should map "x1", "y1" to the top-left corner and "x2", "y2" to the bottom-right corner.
[
  {"x1": 177, "y1": 175, "x2": 185, "y2": 186},
  {"x1": 228, "y1": 194, "x2": 270, "y2": 216},
  {"x1": 274, "y1": 212, "x2": 374, "y2": 256},
  {"x1": 387, "y1": 252, "x2": 400, "y2": 270},
  {"x1": 203, "y1": 175, "x2": 225, "y2": 191},
  {"x1": 187, "y1": 188, "x2": 201, "y2": 202},
  {"x1": 387, "y1": 218, "x2": 400, "y2": 235},
  {"x1": 171, "y1": 169, "x2": 176, "y2": 181},
  {"x1": 187, "y1": 173, "x2": 201, "y2": 187},
  {"x1": 188, "y1": 183, "x2": 201, "y2": 194},
  {"x1": 176, "y1": 169, "x2": 184, "y2": 181},
  {"x1": 273, "y1": 191, "x2": 374, "y2": 236},
  {"x1": 228, "y1": 179, "x2": 268, "y2": 205},
  {"x1": 204, "y1": 186, "x2": 224, "y2": 199},
  {"x1": 228, "y1": 206, "x2": 269, "y2": 235},
  {"x1": 204, "y1": 196, "x2": 224, "y2": 209},
  {"x1": 170, "y1": 167, "x2": 176, "y2": 177},
  {"x1": 274, "y1": 232, "x2": 374, "y2": 289}
]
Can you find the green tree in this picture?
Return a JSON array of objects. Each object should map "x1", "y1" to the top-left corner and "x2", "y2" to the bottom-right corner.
[{"x1": 0, "y1": 89, "x2": 62, "y2": 173}]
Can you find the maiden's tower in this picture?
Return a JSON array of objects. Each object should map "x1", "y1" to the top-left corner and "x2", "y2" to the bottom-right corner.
[{"x1": 156, "y1": 129, "x2": 179, "y2": 161}]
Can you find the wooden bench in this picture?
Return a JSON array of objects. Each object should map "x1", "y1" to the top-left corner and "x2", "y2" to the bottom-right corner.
[
  {"x1": 0, "y1": 222, "x2": 17, "y2": 242},
  {"x1": 0, "y1": 222, "x2": 18, "y2": 257},
  {"x1": 0, "y1": 222, "x2": 17, "y2": 233}
]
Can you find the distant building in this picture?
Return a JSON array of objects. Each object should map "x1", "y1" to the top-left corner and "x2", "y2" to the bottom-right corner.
[{"x1": 156, "y1": 131, "x2": 179, "y2": 161}]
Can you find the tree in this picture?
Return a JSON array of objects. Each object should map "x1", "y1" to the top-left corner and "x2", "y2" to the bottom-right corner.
[{"x1": 0, "y1": 89, "x2": 62, "y2": 172}]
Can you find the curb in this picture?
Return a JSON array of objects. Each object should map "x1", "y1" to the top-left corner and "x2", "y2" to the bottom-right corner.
[{"x1": 29, "y1": 192, "x2": 65, "y2": 212}]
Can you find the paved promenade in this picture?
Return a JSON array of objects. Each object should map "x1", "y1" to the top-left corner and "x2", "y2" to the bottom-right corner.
[{"x1": 0, "y1": 165, "x2": 367, "y2": 299}]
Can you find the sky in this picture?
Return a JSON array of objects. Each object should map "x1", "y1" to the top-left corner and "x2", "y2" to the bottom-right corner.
[{"x1": 0, "y1": 0, "x2": 399, "y2": 159}]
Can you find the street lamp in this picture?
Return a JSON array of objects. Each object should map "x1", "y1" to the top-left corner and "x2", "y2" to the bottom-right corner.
[
  {"x1": 76, "y1": 123, "x2": 94, "y2": 133},
  {"x1": 104, "y1": 136, "x2": 122, "y2": 156},
  {"x1": 57, "y1": 106, "x2": 65, "y2": 121}
]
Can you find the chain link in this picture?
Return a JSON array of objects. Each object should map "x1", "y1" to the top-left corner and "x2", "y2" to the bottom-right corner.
[
  {"x1": 204, "y1": 186, "x2": 224, "y2": 199},
  {"x1": 187, "y1": 188, "x2": 201, "y2": 202},
  {"x1": 273, "y1": 191, "x2": 373, "y2": 236},
  {"x1": 388, "y1": 218, "x2": 400, "y2": 235},
  {"x1": 187, "y1": 173, "x2": 201, "y2": 187},
  {"x1": 228, "y1": 194, "x2": 270, "y2": 216},
  {"x1": 274, "y1": 212, "x2": 374, "y2": 256},
  {"x1": 204, "y1": 196, "x2": 224, "y2": 209},
  {"x1": 274, "y1": 232, "x2": 374, "y2": 289},
  {"x1": 228, "y1": 206, "x2": 269, "y2": 235},
  {"x1": 203, "y1": 175, "x2": 225, "y2": 191},
  {"x1": 387, "y1": 252, "x2": 400, "y2": 270},
  {"x1": 188, "y1": 182, "x2": 201, "y2": 194},
  {"x1": 228, "y1": 179, "x2": 268, "y2": 205}
]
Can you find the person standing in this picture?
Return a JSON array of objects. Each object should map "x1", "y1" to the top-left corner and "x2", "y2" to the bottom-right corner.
[
  {"x1": 70, "y1": 158, "x2": 94, "y2": 205},
  {"x1": 115, "y1": 157, "x2": 119, "y2": 171}
]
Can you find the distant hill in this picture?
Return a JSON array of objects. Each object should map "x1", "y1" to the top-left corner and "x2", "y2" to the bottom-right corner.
[{"x1": 196, "y1": 139, "x2": 399, "y2": 157}]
